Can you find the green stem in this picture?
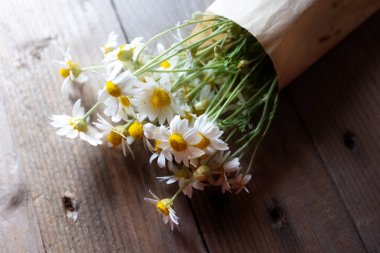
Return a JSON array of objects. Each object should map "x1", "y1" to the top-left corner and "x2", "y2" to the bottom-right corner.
[
  {"x1": 83, "y1": 102, "x2": 100, "y2": 119},
  {"x1": 134, "y1": 21, "x2": 231, "y2": 76},
  {"x1": 135, "y1": 17, "x2": 221, "y2": 62}
]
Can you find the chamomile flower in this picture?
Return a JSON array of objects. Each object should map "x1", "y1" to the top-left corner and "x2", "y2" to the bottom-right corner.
[
  {"x1": 193, "y1": 114, "x2": 228, "y2": 153},
  {"x1": 144, "y1": 123, "x2": 172, "y2": 168},
  {"x1": 98, "y1": 70, "x2": 139, "y2": 122},
  {"x1": 156, "y1": 43, "x2": 178, "y2": 71},
  {"x1": 155, "y1": 115, "x2": 204, "y2": 166},
  {"x1": 135, "y1": 74, "x2": 180, "y2": 125},
  {"x1": 101, "y1": 32, "x2": 119, "y2": 55},
  {"x1": 157, "y1": 164, "x2": 205, "y2": 198},
  {"x1": 50, "y1": 99, "x2": 102, "y2": 146},
  {"x1": 55, "y1": 49, "x2": 88, "y2": 95},
  {"x1": 103, "y1": 37, "x2": 144, "y2": 73},
  {"x1": 93, "y1": 114, "x2": 134, "y2": 156},
  {"x1": 229, "y1": 174, "x2": 252, "y2": 194},
  {"x1": 144, "y1": 190, "x2": 179, "y2": 230}
]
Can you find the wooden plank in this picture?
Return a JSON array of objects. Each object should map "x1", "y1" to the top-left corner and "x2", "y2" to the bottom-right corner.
[
  {"x1": 289, "y1": 12, "x2": 380, "y2": 252},
  {"x1": 113, "y1": 1, "x2": 370, "y2": 252},
  {"x1": 0, "y1": 84, "x2": 44, "y2": 253},
  {"x1": 191, "y1": 95, "x2": 367, "y2": 253},
  {"x1": 0, "y1": 0, "x2": 205, "y2": 252},
  {"x1": 112, "y1": 0, "x2": 213, "y2": 40}
]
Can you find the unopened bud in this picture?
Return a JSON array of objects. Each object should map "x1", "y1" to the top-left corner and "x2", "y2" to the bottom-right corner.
[
  {"x1": 193, "y1": 165, "x2": 211, "y2": 180},
  {"x1": 238, "y1": 60, "x2": 249, "y2": 72},
  {"x1": 214, "y1": 45, "x2": 223, "y2": 59}
]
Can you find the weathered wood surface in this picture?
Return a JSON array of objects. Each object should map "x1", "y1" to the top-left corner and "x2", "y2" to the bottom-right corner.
[{"x1": 0, "y1": 0, "x2": 379, "y2": 252}]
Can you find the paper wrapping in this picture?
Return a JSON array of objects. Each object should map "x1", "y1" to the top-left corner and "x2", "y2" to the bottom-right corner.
[{"x1": 207, "y1": 0, "x2": 380, "y2": 88}]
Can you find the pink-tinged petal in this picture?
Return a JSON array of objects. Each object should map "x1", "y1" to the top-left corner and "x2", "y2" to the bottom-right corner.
[
  {"x1": 144, "y1": 198, "x2": 158, "y2": 205},
  {"x1": 223, "y1": 158, "x2": 240, "y2": 172},
  {"x1": 163, "y1": 215, "x2": 169, "y2": 224},
  {"x1": 192, "y1": 181, "x2": 205, "y2": 191},
  {"x1": 148, "y1": 189, "x2": 159, "y2": 200}
]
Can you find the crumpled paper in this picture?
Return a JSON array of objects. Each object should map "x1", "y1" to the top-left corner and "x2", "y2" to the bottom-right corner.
[{"x1": 207, "y1": 0, "x2": 380, "y2": 88}]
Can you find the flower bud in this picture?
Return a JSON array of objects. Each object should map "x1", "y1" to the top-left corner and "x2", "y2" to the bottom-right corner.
[{"x1": 193, "y1": 165, "x2": 211, "y2": 180}]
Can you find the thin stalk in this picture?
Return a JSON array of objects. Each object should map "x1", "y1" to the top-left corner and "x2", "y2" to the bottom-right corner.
[{"x1": 135, "y1": 18, "x2": 221, "y2": 62}]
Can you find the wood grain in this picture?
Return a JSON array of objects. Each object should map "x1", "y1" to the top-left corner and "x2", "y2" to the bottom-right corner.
[
  {"x1": 0, "y1": 0, "x2": 378, "y2": 252},
  {"x1": 0, "y1": 0, "x2": 205, "y2": 252},
  {"x1": 191, "y1": 95, "x2": 367, "y2": 253},
  {"x1": 289, "y1": 12, "x2": 380, "y2": 252},
  {"x1": 113, "y1": 1, "x2": 378, "y2": 253}
]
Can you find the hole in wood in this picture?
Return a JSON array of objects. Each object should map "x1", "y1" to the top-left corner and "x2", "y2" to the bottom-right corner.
[
  {"x1": 62, "y1": 191, "x2": 80, "y2": 222},
  {"x1": 268, "y1": 207, "x2": 287, "y2": 229},
  {"x1": 343, "y1": 130, "x2": 357, "y2": 150}
]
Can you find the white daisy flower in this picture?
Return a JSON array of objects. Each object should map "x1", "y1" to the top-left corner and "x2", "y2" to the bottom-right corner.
[
  {"x1": 157, "y1": 164, "x2": 205, "y2": 198},
  {"x1": 193, "y1": 114, "x2": 228, "y2": 153},
  {"x1": 135, "y1": 74, "x2": 180, "y2": 125},
  {"x1": 103, "y1": 37, "x2": 144, "y2": 73},
  {"x1": 98, "y1": 70, "x2": 139, "y2": 122},
  {"x1": 155, "y1": 115, "x2": 205, "y2": 166},
  {"x1": 93, "y1": 114, "x2": 135, "y2": 156},
  {"x1": 101, "y1": 32, "x2": 119, "y2": 55},
  {"x1": 229, "y1": 174, "x2": 252, "y2": 194},
  {"x1": 55, "y1": 48, "x2": 88, "y2": 95},
  {"x1": 156, "y1": 43, "x2": 178, "y2": 71},
  {"x1": 144, "y1": 123, "x2": 172, "y2": 168},
  {"x1": 144, "y1": 190, "x2": 179, "y2": 231},
  {"x1": 50, "y1": 99, "x2": 102, "y2": 146}
]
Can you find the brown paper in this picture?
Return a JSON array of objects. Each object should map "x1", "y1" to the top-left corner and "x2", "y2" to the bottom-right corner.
[{"x1": 207, "y1": 0, "x2": 380, "y2": 88}]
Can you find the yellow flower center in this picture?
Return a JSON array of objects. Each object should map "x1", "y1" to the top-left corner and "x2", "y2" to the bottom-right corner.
[
  {"x1": 59, "y1": 61, "x2": 81, "y2": 78},
  {"x1": 59, "y1": 68, "x2": 70, "y2": 78},
  {"x1": 128, "y1": 122, "x2": 144, "y2": 139},
  {"x1": 105, "y1": 81, "x2": 122, "y2": 97},
  {"x1": 69, "y1": 118, "x2": 88, "y2": 132},
  {"x1": 169, "y1": 134, "x2": 187, "y2": 152},
  {"x1": 156, "y1": 199, "x2": 172, "y2": 216},
  {"x1": 194, "y1": 133, "x2": 210, "y2": 149},
  {"x1": 106, "y1": 126, "x2": 127, "y2": 146},
  {"x1": 150, "y1": 88, "x2": 171, "y2": 108},
  {"x1": 160, "y1": 60, "x2": 171, "y2": 69},
  {"x1": 154, "y1": 140, "x2": 162, "y2": 152},
  {"x1": 107, "y1": 130, "x2": 123, "y2": 146},
  {"x1": 116, "y1": 45, "x2": 133, "y2": 62},
  {"x1": 119, "y1": 96, "x2": 131, "y2": 107}
]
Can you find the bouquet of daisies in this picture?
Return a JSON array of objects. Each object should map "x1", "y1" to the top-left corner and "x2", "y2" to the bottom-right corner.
[{"x1": 50, "y1": 0, "x2": 378, "y2": 230}]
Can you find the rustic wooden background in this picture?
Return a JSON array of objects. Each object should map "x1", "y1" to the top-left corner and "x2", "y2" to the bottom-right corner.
[{"x1": 0, "y1": 0, "x2": 379, "y2": 252}]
